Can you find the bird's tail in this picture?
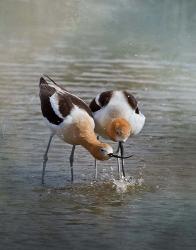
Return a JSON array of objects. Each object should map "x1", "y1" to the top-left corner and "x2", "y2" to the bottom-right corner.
[
  {"x1": 39, "y1": 75, "x2": 58, "y2": 86},
  {"x1": 43, "y1": 75, "x2": 58, "y2": 85},
  {"x1": 39, "y1": 76, "x2": 47, "y2": 86}
]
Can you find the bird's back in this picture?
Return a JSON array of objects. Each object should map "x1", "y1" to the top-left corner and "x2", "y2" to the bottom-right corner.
[
  {"x1": 39, "y1": 76, "x2": 94, "y2": 143},
  {"x1": 39, "y1": 76, "x2": 92, "y2": 124}
]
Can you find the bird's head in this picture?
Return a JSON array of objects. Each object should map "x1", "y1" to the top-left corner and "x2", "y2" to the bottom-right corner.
[
  {"x1": 90, "y1": 143, "x2": 113, "y2": 161},
  {"x1": 106, "y1": 118, "x2": 131, "y2": 142},
  {"x1": 89, "y1": 142, "x2": 133, "y2": 161}
]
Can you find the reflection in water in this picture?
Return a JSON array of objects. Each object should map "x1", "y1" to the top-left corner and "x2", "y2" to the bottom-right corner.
[{"x1": 0, "y1": 0, "x2": 196, "y2": 249}]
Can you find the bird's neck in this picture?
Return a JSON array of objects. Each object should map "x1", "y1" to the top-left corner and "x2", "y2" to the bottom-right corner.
[{"x1": 80, "y1": 133, "x2": 101, "y2": 153}]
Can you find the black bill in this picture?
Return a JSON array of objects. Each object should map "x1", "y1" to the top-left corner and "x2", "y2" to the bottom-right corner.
[{"x1": 108, "y1": 153, "x2": 133, "y2": 159}]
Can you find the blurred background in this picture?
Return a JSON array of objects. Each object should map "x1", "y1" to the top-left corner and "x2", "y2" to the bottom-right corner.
[{"x1": 0, "y1": 0, "x2": 196, "y2": 249}]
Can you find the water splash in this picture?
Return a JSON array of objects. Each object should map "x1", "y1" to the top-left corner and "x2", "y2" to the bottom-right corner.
[{"x1": 112, "y1": 176, "x2": 144, "y2": 193}]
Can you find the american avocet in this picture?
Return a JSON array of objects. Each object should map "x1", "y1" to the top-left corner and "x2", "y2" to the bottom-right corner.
[
  {"x1": 89, "y1": 90, "x2": 145, "y2": 178},
  {"x1": 39, "y1": 76, "x2": 125, "y2": 184}
]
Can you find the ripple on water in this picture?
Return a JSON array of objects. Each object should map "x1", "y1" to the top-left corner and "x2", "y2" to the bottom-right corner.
[
  {"x1": 0, "y1": 1, "x2": 196, "y2": 249},
  {"x1": 33, "y1": 177, "x2": 152, "y2": 209}
]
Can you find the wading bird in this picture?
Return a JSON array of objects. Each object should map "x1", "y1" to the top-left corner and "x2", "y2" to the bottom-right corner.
[
  {"x1": 89, "y1": 90, "x2": 145, "y2": 178},
  {"x1": 39, "y1": 76, "x2": 127, "y2": 184}
]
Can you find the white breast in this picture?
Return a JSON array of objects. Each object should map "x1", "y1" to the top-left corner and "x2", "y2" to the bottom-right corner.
[{"x1": 93, "y1": 91, "x2": 145, "y2": 136}]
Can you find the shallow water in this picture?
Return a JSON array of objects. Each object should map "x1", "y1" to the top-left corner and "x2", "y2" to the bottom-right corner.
[{"x1": 0, "y1": 0, "x2": 196, "y2": 249}]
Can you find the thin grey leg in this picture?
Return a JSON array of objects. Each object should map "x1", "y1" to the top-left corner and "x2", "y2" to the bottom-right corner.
[
  {"x1": 116, "y1": 143, "x2": 121, "y2": 179},
  {"x1": 95, "y1": 159, "x2": 98, "y2": 180},
  {"x1": 119, "y1": 142, "x2": 125, "y2": 177},
  {"x1": 70, "y1": 145, "x2": 75, "y2": 183},
  {"x1": 42, "y1": 134, "x2": 54, "y2": 184},
  {"x1": 94, "y1": 135, "x2": 99, "y2": 180}
]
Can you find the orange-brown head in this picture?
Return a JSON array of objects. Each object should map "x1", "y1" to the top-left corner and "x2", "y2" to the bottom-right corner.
[
  {"x1": 87, "y1": 142, "x2": 113, "y2": 161},
  {"x1": 81, "y1": 135, "x2": 133, "y2": 161},
  {"x1": 106, "y1": 118, "x2": 132, "y2": 142}
]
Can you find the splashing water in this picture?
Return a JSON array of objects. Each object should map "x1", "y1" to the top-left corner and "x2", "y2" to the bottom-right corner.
[{"x1": 112, "y1": 176, "x2": 144, "y2": 193}]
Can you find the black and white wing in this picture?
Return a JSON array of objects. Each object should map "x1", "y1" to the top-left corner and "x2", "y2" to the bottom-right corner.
[
  {"x1": 39, "y1": 76, "x2": 92, "y2": 126},
  {"x1": 89, "y1": 90, "x2": 113, "y2": 113}
]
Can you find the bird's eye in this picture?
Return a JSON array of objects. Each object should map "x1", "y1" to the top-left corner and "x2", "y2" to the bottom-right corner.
[{"x1": 135, "y1": 107, "x2": 139, "y2": 114}]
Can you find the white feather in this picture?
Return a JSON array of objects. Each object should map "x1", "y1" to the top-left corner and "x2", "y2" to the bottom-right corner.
[
  {"x1": 93, "y1": 91, "x2": 145, "y2": 136},
  {"x1": 95, "y1": 94, "x2": 101, "y2": 106},
  {"x1": 49, "y1": 93, "x2": 64, "y2": 119}
]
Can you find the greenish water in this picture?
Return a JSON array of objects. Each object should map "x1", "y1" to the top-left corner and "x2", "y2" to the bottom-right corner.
[{"x1": 0, "y1": 0, "x2": 196, "y2": 249}]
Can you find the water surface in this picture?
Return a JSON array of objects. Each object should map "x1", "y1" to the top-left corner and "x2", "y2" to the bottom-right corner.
[{"x1": 0, "y1": 1, "x2": 196, "y2": 249}]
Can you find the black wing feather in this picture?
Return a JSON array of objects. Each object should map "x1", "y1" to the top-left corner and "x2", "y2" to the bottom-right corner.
[
  {"x1": 39, "y1": 76, "x2": 93, "y2": 125},
  {"x1": 39, "y1": 77, "x2": 63, "y2": 125},
  {"x1": 89, "y1": 91, "x2": 113, "y2": 113}
]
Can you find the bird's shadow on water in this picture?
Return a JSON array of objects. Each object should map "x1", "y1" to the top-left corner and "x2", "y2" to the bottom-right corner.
[{"x1": 33, "y1": 179, "x2": 155, "y2": 215}]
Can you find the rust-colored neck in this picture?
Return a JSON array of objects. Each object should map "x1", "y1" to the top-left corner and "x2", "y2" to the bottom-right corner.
[
  {"x1": 80, "y1": 133, "x2": 102, "y2": 156},
  {"x1": 79, "y1": 129, "x2": 111, "y2": 161}
]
